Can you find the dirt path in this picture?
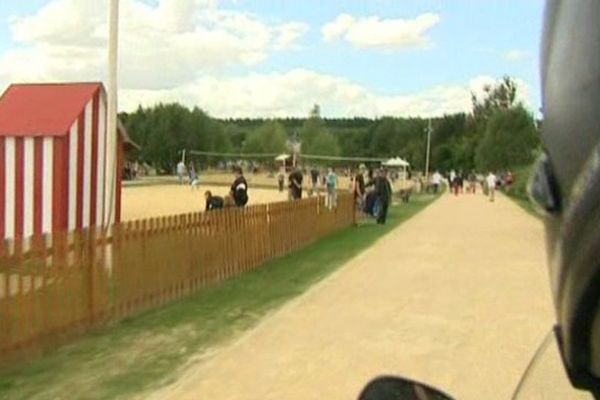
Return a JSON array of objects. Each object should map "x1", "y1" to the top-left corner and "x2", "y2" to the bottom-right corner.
[{"x1": 148, "y1": 193, "x2": 553, "y2": 400}]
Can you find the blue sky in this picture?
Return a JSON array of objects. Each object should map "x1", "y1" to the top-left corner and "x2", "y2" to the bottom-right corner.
[{"x1": 0, "y1": 0, "x2": 545, "y2": 117}]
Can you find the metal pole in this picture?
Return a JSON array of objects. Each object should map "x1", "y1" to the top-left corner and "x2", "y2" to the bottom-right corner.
[
  {"x1": 104, "y1": 0, "x2": 120, "y2": 226},
  {"x1": 425, "y1": 118, "x2": 432, "y2": 180}
]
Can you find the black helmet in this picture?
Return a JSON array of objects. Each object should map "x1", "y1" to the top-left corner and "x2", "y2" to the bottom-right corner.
[{"x1": 531, "y1": 0, "x2": 600, "y2": 393}]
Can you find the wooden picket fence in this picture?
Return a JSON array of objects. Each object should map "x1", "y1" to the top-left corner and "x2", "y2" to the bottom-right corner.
[{"x1": 0, "y1": 194, "x2": 354, "y2": 363}]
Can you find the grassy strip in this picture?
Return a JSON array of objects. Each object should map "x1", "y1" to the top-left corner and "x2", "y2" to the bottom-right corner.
[
  {"x1": 503, "y1": 164, "x2": 541, "y2": 219},
  {"x1": 0, "y1": 194, "x2": 439, "y2": 400},
  {"x1": 506, "y1": 192, "x2": 541, "y2": 219}
]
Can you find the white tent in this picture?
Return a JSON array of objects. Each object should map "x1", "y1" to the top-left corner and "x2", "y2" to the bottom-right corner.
[
  {"x1": 383, "y1": 157, "x2": 410, "y2": 187},
  {"x1": 383, "y1": 157, "x2": 410, "y2": 167},
  {"x1": 275, "y1": 154, "x2": 291, "y2": 161}
]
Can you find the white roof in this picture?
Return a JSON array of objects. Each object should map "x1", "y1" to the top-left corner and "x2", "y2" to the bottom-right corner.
[{"x1": 383, "y1": 157, "x2": 410, "y2": 167}]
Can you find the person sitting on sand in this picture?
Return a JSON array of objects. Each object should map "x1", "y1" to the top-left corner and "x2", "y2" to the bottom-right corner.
[{"x1": 204, "y1": 191, "x2": 224, "y2": 211}]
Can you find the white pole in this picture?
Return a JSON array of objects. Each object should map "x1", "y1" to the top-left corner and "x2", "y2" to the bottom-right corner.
[
  {"x1": 425, "y1": 118, "x2": 432, "y2": 180},
  {"x1": 104, "y1": 0, "x2": 120, "y2": 227}
]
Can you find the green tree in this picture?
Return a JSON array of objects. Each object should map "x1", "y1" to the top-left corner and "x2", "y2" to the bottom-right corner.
[
  {"x1": 244, "y1": 121, "x2": 288, "y2": 154},
  {"x1": 475, "y1": 105, "x2": 539, "y2": 171},
  {"x1": 121, "y1": 103, "x2": 228, "y2": 173},
  {"x1": 300, "y1": 104, "x2": 340, "y2": 156},
  {"x1": 471, "y1": 76, "x2": 519, "y2": 123}
]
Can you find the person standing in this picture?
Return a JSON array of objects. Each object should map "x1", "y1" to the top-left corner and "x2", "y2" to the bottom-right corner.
[
  {"x1": 326, "y1": 167, "x2": 338, "y2": 210},
  {"x1": 486, "y1": 171, "x2": 497, "y2": 202},
  {"x1": 230, "y1": 166, "x2": 249, "y2": 207},
  {"x1": 277, "y1": 169, "x2": 285, "y2": 192},
  {"x1": 374, "y1": 168, "x2": 392, "y2": 224},
  {"x1": 310, "y1": 167, "x2": 319, "y2": 196},
  {"x1": 289, "y1": 168, "x2": 303, "y2": 200},
  {"x1": 354, "y1": 164, "x2": 367, "y2": 205},
  {"x1": 176, "y1": 160, "x2": 186, "y2": 185}
]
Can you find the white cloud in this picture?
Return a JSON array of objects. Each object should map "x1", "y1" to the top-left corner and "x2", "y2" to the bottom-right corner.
[
  {"x1": 504, "y1": 49, "x2": 529, "y2": 62},
  {"x1": 0, "y1": 1, "x2": 533, "y2": 119},
  {"x1": 117, "y1": 70, "x2": 532, "y2": 118},
  {"x1": 273, "y1": 22, "x2": 310, "y2": 50},
  {"x1": 322, "y1": 13, "x2": 440, "y2": 51},
  {"x1": 0, "y1": 0, "x2": 308, "y2": 90}
]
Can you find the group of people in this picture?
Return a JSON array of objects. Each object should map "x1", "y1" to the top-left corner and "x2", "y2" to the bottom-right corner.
[
  {"x1": 195, "y1": 162, "x2": 395, "y2": 225},
  {"x1": 431, "y1": 169, "x2": 515, "y2": 202},
  {"x1": 204, "y1": 167, "x2": 249, "y2": 211},
  {"x1": 276, "y1": 164, "x2": 394, "y2": 224},
  {"x1": 279, "y1": 167, "x2": 340, "y2": 210},
  {"x1": 176, "y1": 160, "x2": 200, "y2": 188},
  {"x1": 353, "y1": 165, "x2": 393, "y2": 225}
]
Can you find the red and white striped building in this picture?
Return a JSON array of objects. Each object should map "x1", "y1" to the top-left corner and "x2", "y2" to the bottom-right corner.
[{"x1": 0, "y1": 82, "x2": 130, "y2": 240}]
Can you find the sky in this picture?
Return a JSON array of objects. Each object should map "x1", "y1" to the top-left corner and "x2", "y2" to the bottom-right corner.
[{"x1": 0, "y1": 0, "x2": 545, "y2": 118}]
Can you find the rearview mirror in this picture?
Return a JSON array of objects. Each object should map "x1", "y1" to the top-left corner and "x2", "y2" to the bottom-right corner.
[{"x1": 359, "y1": 376, "x2": 454, "y2": 400}]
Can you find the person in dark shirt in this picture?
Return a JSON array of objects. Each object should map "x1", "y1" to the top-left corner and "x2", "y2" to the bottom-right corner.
[
  {"x1": 230, "y1": 166, "x2": 249, "y2": 207},
  {"x1": 365, "y1": 168, "x2": 375, "y2": 188},
  {"x1": 354, "y1": 164, "x2": 366, "y2": 199},
  {"x1": 374, "y1": 168, "x2": 392, "y2": 224},
  {"x1": 277, "y1": 170, "x2": 285, "y2": 192},
  {"x1": 204, "y1": 191, "x2": 224, "y2": 211},
  {"x1": 289, "y1": 168, "x2": 303, "y2": 200},
  {"x1": 310, "y1": 168, "x2": 319, "y2": 196}
]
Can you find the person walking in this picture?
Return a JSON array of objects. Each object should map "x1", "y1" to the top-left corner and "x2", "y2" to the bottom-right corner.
[
  {"x1": 504, "y1": 170, "x2": 514, "y2": 193},
  {"x1": 374, "y1": 168, "x2": 392, "y2": 224},
  {"x1": 452, "y1": 173, "x2": 461, "y2": 196},
  {"x1": 189, "y1": 169, "x2": 200, "y2": 189},
  {"x1": 354, "y1": 164, "x2": 366, "y2": 199},
  {"x1": 230, "y1": 166, "x2": 249, "y2": 207},
  {"x1": 326, "y1": 167, "x2": 338, "y2": 210},
  {"x1": 486, "y1": 171, "x2": 497, "y2": 202},
  {"x1": 431, "y1": 171, "x2": 442, "y2": 194},
  {"x1": 449, "y1": 169, "x2": 456, "y2": 194},
  {"x1": 468, "y1": 171, "x2": 477, "y2": 194}
]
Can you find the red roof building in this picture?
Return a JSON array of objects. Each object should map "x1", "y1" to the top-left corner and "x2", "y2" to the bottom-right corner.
[{"x1": 0, "y1": 82, "x2": 126, "y2": 240}]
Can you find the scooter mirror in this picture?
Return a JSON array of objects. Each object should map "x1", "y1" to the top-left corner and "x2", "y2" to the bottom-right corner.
[{"x1": 358, "y1": 376, "x2": 454, "y2": 400}]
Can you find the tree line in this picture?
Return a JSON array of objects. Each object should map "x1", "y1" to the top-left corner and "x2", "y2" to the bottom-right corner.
[{"x1": 121, "y1": 76, "x2": 540, "y2": 174}]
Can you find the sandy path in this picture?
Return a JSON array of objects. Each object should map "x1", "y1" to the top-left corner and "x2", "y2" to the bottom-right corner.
[
  {"x1": 121, "y1": 185, "x2": 289, "y2": 221},
  {"x1": 149, "y1": 193, "x2": 553, "y2": 400}
]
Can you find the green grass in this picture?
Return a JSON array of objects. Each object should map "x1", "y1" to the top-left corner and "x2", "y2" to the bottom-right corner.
[
  {"x1": 507, "y1": 193, "x2": 540, "y2": 218},
  {"x1": 504, "y1": 164, "x2": 541, "y2": 219},
  {"x1": 0, "y1": 194, "x2": 439, "y2": 400}
]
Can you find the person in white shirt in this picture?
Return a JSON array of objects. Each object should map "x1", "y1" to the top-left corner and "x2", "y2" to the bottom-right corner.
[
  {"x1": 449, "y1": 170, "x2": 456, "y2": 195},
  {"x1": 432, "y1": 171, "x2": 442, "y2": 194},
  {"x1": 486, "y1": 172, "x2": 497, "y2": 202},
  {"x1": 176, "y1": 161, "x2": 186, "y2": 185}
]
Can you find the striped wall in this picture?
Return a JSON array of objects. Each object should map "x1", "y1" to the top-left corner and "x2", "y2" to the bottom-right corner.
[{"x1": 1, "y1": 89, "x2": 117, "y2": 240}]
